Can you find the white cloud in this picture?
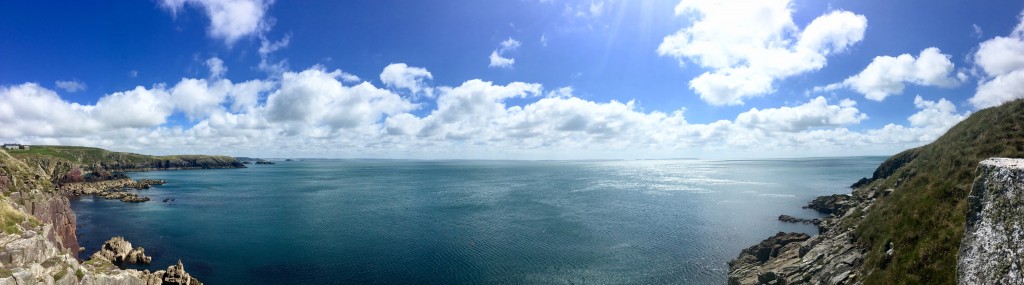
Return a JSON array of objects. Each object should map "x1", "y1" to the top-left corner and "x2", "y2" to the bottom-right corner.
[
  {"x1": 489, "y1": 38, "x2": 522, "y2": 69},
  {"x1": 908, "y1": 95, "x2": 966, "y2": 129},
  {"x1": 258, "y1": 35, "x2": 290, "y2": 75},
  {"x1": 265, "y1": 67, "x2": 415, "y2": 135},
  {"x1": 54, "y1": 80, "x2": 87, "y2": 93},
  {"x1": 0, "y1": 64, "x2": 974, "y2": 159},
  {"x1": 658, "y1": 0, "x2": 867, "y2": 105},
  {"x1": 870, "y1": 95, "x2": 969, "y2": 143},
  {"x1": 0, "y1": 83, "x2": 99, "y2": 138},
  {"x1": 380, "y1": 63, "x2": 433, "y2": 95},
  {"x1": 971, "y1": 11, "x2": 1024, "y2": 109},
  {"x1": 94, "y1": 86, "x2": 175, "y2": 128},
  {"x1": 735, "y1": 96, "x2": 867, "y2": 132},
  {"x1": 824, "y1": 47, "x2": 959, "y2": 101},
  {"x1": 160, "y1": 0, "x2": 271, "y2": 46},
  {"x1": 206, "y1": 57, "x2": 227, "y2": 79},
  {"x1": 489, "y1": 52, "x2": 515, "y2": 69},
  {"x1": 169, "y1": 78, "x2": 230, "y2": 120}
]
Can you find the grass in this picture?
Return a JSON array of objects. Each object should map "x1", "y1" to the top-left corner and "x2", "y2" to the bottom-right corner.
[
  {"x1": 0, "y1": 200, "x2": 32, "y2": 235},
  {"x1": 83, "y1": 258, "x2": 116, "y2": 274},
  {"x1": 854, "y1": 99, "x2": 1024, "y2": 284},
  {"x1": 8, "y1": 145, "x2": 241, "y2": 174},
  {"x1": 12, "y1": 145, "x2": 236, "y2": 166},
  {"x1": 75, "y1": 268, "x2": 84, "y2": 280},
  {"x1": 52, "y1": 268, "x2": 67, "y2": 281}
]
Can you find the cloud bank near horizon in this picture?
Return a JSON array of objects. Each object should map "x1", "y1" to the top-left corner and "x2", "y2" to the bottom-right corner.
[{"x1": 0, "y1": 61, "x2": 969, "y2": 159}]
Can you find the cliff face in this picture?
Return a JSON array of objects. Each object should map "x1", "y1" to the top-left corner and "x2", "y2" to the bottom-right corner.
[{"x1": 958, "y1": 158, "x2": 1024, "y2": 284}]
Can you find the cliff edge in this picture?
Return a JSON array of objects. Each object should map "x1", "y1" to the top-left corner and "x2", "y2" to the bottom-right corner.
[
  {"x1": 958, "y1": 158, "x2": 1024, "y2": 284},
  {"x1": 730, "y1": 98, "x2": 1024, "y2": 284}
]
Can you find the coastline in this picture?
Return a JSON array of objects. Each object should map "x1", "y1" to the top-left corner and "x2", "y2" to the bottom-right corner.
[{"x1": 0, "y1": 148, "x2": 244, "y2": 284}]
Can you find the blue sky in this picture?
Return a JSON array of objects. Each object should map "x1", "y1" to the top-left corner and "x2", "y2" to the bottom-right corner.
[{"x1": 1, "y1": 0, "x2": 1024, "y2": 159}]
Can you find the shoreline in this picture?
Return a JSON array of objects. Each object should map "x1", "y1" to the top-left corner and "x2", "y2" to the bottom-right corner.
[
  {"x1": 727, "y1": 174, "x2": 888, "y2": 284},
  {"x1": 0, "y1": 148, "x2": 244, "y2": 284}
]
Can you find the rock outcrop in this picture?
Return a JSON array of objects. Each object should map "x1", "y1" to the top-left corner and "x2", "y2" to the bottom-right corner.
[
  {"x1": 802, "y1": 194, "x2": 852, "y2": 215},
  {"x1": 61, "y1": 178, "x2": 165, "y2": 203},
  {"x1": 958, "y1": 158, "x2": 1024, "y2": 284},
  {"x1": 90, "y1": 237, "x2": 152, "y2": 265},
  {"x1": 151, "y1": 260, "x2": 203, "y2": 285},
  {"x1": 778, "y1": 215, "x2": 820, "y2": 226}
]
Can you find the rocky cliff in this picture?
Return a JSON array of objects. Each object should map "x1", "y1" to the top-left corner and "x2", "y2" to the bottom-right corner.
[
  {"x1": 0, "y1": 149, "x2": 205, "y2": 284},
  {"x1": 958, "y1": 158, "x2": 1024, "y2": 284},
  {"x1": 729, "y1": 99, "x2": 1024, "y2": 284}
]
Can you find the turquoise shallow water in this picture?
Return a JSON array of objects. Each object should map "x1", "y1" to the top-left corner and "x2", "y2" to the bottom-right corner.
[{"x1": 72, "y1": 157, "x2": 884, "y2": 284}]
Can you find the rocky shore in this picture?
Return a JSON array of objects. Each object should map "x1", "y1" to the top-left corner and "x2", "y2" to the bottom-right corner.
[
  {"x1": 728, "y1": 174, "x2": 895, "y2": 284},
  {"x1": 61, "y1": 178, "x2": 165, "y2": 203},
  {"x1": 0, "y1": 148, "x2": 220, "y2": 284}
]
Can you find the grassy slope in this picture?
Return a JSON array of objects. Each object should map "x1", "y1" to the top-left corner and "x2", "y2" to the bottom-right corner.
[
  {"x1": 8, "y1": 145, "x2": 241, "y2": 171},
  {"x1": 856, "y1": 99, "x2": 1024, "y2": 284}
]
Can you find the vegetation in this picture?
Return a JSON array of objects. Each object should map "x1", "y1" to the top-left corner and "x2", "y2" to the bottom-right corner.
[
  {"x1": 52, "y1": 268, "x2": 67, "y2": 281},
  {"x1": 8, "y1": 145, "x2": 243, "y2": 173},
  {"x1": 0, "y1": 199, "x2": 34, "y2": 234},
  {"x1": 856, "y1": 99, "x2": 1024, "y2": 284}
]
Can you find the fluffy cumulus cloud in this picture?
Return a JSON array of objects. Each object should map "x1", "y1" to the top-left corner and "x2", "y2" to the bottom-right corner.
[
  {"x1": 971, "y1": 12, "x2": 1024, "y2": 109},
  {"x1": 817, "y1": 47, "x2": 960, "y2": 101},
  {"x1": 380, "y1": 63, "x2": 433, "y2": 95},
  {"x1": 0, "y1": 63, "x2": 974, "y2": 159},
  {"x1": 161, "y1": 0, "x2": 271, "y2": 46},
  {"x1": 868, "y1": 96, "x2": 968, "y2": 143},
  {"x1": 265, "y1": 68, "x2": 415, "y2": 135},
  {"x1": 735, "y1": 97, "x2": 866, "y2": 132},
  {"x1": 658, "y1": 0, "x2": 867, "y2": 105},
  {"x1": 489, "y1": 38, "x2": 521, "y2": 68},
  {"x1": 54, "y1": 80, "x2": 87, "y2": 93}
]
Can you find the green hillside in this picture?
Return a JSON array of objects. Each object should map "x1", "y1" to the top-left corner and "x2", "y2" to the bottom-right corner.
[
  {"x1": 7, "y1": 145, "x2": 244, "y2": 172},
  {"x1": 855, "y1": 99, "x2": 1024, "y2": 283}
]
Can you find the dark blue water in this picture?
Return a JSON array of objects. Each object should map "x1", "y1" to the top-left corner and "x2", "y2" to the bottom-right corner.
[{"x1": 72, "y1": 157, "x2": 884, "y2": 284}]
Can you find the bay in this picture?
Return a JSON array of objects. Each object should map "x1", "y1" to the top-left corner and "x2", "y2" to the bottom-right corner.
[{"x1": 72, "y1": 157, "x2": 884, "y2": 284}]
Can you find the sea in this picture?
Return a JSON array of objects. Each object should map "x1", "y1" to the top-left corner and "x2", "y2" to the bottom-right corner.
[{"x1": 71, "y1": 157, "x2": 885, "y2": 284}]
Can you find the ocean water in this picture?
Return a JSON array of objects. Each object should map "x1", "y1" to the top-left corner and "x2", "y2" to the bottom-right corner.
[{"x1": 72, "y1": 157, "x2": 885, "y2": 284}]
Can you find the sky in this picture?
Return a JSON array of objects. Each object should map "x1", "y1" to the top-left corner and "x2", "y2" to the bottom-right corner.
[{"x1": 1, "y1": 0, "x2": 1024, "y2": 159}]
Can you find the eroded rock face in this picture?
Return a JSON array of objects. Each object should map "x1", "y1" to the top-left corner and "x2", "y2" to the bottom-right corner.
[
  {"x1": 91, "y1": 236, "x2": 152, "y2": 265},
  {"x1": 8, "y1": 191, "x2": 80, "y2": 255},
  {"x1": 958, "y1": 158, "x2": 1024, "y2": 285}
]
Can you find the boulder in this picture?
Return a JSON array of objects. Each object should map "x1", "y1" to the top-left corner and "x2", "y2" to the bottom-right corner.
[{"x1": 958, "y1": 158, "x2": 1024, "y2": 284}]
